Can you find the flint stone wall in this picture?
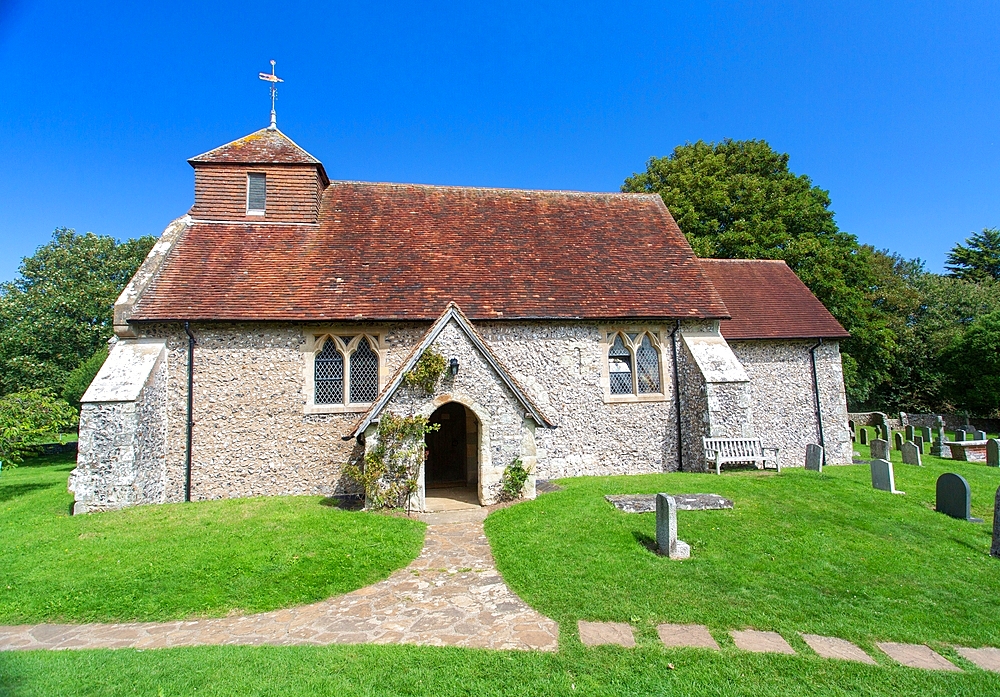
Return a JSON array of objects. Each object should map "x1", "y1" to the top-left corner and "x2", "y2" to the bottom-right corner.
[
  {"x1": 74, "y1": 318, "x2": 852, "y2": 511},
  {"x1": 70, "y1": 355, "x2": 168, "y2": 513},
  {"x1": 730, "y1": 339, "x2": 852, "y2": 466}
]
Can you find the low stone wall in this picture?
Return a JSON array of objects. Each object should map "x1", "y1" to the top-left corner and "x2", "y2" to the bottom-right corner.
[{"x1": 901, "y1": 413, "x2": 1000, "y2": 434}]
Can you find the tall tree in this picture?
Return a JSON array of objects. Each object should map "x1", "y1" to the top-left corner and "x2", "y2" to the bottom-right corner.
[
  {"x1": 0, "y1": 229, "x2": 155, "y2": 396},
  {"x1": 943, "y1": 310, "x2": 1000, "y2": 416},
  {"x1": 946, "y1": 228, "x2": 1000, "y2": 282},
  {"x1": 622, "y1": 140, "x2": 908, "y2": 406}
]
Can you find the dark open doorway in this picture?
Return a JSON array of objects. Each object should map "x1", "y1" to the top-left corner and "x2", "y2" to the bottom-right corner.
[{"x1": 425, "y1": 402, "x2": 469, "y2": 489}]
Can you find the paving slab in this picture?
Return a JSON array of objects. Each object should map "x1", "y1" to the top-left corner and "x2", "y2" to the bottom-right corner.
[
  {"x1": 877, "y1": 642, "x2": 961, "y2": 671},
  {"x1": 657, "y1": 623, "x2": 719, "y2": 650},
  {"x1": 801, "y1": 634, "x2": 875, "y2": 664},
  {"x1": 0, "y1": 520, "x2": 558, "y2": 653},
  {"x1": 578, "y1": 621, "x2": 636, "y2": 648},
  {"x1": 730, "y1": 629, "x2": 796, "y2": 655},
  {"x1": 955, "y1": 646, "x2": 1000, "y2": 673}
]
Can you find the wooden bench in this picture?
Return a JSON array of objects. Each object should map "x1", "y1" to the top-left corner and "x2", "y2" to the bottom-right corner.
[{"x1": 703, "y1": 437, "x2": 780, "y2": 475}]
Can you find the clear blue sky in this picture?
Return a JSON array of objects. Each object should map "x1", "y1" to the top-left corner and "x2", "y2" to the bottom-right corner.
[{"x1": 1, "y1": 1, "x2": 997, "y2": 282}]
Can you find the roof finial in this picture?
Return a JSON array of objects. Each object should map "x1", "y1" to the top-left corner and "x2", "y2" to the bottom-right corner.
[{"x1": 258, "y1": 60, "x2": 283, "y2": 130}]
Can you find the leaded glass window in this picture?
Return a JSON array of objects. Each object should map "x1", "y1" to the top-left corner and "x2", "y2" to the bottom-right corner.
[
  {"x1": 636, "y1": 334, "x2": 661, "y2": 394},
  {"x1": 314, "y1": 338, "x2": 344, "y2": 404},
  {"x1": 350, "y1": 338, "x2": 379, "y2": 403},
  {"x1": 608, "y1": 334, "x2": 633, "y2": 394}
]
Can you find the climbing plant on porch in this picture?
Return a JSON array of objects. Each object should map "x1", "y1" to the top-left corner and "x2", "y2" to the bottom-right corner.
[{"x1": 344, "y1": 413, "x2": 439, "y2": 511}]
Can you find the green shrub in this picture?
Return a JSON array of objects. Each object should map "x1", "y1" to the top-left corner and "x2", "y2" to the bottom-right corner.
[
  {"x1": 0, "y1": 389, "x2": 78, "y2": 470},
  {"x1": 498, "y1": 458, "x2": 531, "y2": 502},
  {"x1": 402, "y1": 350, "x2": 447, "y2": 394}
]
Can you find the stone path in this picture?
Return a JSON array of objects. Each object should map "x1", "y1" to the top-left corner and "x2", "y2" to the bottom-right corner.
[
  {"x1": 0, "y1": 511, "x2": 559, "y2": 652},
  {"x1": 577, "y1": 621, "x2": 993, "y2": 674}
]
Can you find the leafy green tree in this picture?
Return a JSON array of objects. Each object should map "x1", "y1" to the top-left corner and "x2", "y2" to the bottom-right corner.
[
  {"x1": 622, "y1": 140, "x2": 909, "y2": 406},
  {"x1": 946, "y1": 228, "x2": 1000, "y2": 282},
  {"x1": 942, "y1": 310, "x2": 1000, "y2": 416},
  {"x1": 0, "y1": 390, "x2": 78, "y2": 470},
  {"x1": 62, "y1": 345, "x2": 110, "y2": 406},
  {"x1": 0, "y1": 228, "x2": 154, "y2": 397}
]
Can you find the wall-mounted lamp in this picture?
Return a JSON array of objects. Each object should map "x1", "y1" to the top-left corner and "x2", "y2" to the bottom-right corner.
[{"x1": 448, "y1": 358, "x2": 460, "y2": 376}]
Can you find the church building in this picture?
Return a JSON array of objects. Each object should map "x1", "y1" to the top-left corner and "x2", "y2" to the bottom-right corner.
[{"x1": 69, "y1": 123, "x2": 852, "y2": 513}]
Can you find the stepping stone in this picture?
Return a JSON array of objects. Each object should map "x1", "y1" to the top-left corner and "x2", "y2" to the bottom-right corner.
[
  {"x1": 801, "y1": 634, "x2": 875, "y2": 664},
  {"x1": 730, "y1": 629, "x2": 795, "y2": 655},
  {"x1": 578, "y1": 621, "x2": 635, "y2": 648},
  {"x1": 877, "y1": 642, "x2": 961, "y2": 671},
  {"x1": 657, "y1": 623, "x2": 719, "y2": 650},
  {"x1": 955, "y1": 647, "x2": 1000, "y2": 673}
]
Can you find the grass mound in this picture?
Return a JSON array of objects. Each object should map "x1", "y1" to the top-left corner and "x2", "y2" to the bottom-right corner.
[
  {"x1": 0, "y1": 455, "x2": 425, "y2": 624},
  {"x1": 486, "y1": 449, "x2": 1000, "y2": 650}
]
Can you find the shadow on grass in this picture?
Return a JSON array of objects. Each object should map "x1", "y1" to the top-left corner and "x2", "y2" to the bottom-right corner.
[
  {"x1": 320, "y1": 495, "x2": 364, "y2": 511},
  {"x1": 632, "y1": 530, "x2": 658, "y2": 553},
  {"x1": 0, "y1": 481, "x2": 58, "y2": 503}
]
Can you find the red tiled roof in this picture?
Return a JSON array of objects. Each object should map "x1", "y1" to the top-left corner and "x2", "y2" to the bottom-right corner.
[
  {"x1": 131, "y1": 182, "x2": 731, "y2": 322},
  {"x1": 188, "y1": 128, "x2": 322, "y2": 166},
  {"x1": 700, "y1": 259, "x2": 849, "y2": 340}
]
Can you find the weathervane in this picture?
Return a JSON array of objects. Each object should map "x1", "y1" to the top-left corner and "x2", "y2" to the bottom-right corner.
[{"x1": 258, "y1": 60, "x2": 283, "y2": 130}]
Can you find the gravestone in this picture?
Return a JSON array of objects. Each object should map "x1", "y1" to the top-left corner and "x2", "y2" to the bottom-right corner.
[
  {"x1": 859, "y1": 428, "x2": 869, "y2": 445},
  {"x1": 849, "y1": 420, "x2": 856, "y2": 442},
  {"x1": 905, "y1": 425, "x2": 915, "y2": 442},
  {"x1": 870, "y1": 438, "x2": 890, "y2": 461},
  {"x1": 901, "y1": 441, "x2": 922, "y2": 466},
  {"x1": 805, "y1": 444, "x2": 824, "y2": 472},
  {"x1": 656, "y1": 493, "x2": 690, "y2": 559},
  {"x1": 992, "y1": 487, "x2": 1000, "y2": 558},
  {"x1": 955, "y1": 429, "x2": 967, "y2": 443},
  {"x1": 894, "y1": 432, "x2": 904, "y2": 451},
  {"x1": 974, "y1": 430, "x2": 987, "y2": 441},
  {"x1": 932, "y1": 417, "x2": 947, "y2": 456},
  {"x1": 936, "y1": 473, "x2": 983, "y2": 522},
  {"x1": 987, "y1": 439, "x2": 999, "y2": 468},
  {"x1": 880, "y1": 424, "x2": 890, "y2": 441},
  {"x1": 921, "y1": 426, "x2": 932, "y2": 444},
  {"x1": 870, "y1": 459, "x2": 903, "y2": 494},
  {"x1": 914, "y1": 435, "x2": 924, "y2": 453}
]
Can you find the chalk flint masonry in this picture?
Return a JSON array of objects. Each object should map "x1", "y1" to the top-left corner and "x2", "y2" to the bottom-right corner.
[{"x1": 69, "y1": 126, "x2": 852, "y2": 513}]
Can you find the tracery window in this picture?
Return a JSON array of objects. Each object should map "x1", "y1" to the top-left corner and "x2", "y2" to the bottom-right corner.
[
  {"x1": 313, "y1": 334, "x2": 381, "y2": 407},
  {"x1": 606, "y1": 331, "x2": 662, "y2": 397}
]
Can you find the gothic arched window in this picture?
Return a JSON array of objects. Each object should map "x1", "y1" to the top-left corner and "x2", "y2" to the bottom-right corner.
[
  {"x1": 350, "y1": 337, "x2": 379, "y2": 404},
  {"x1": 312, "y1": 334, "x2": 381, "y2": 408},
  {"x1": 314, "y1": 338, "x2": 344, "y2": 404},
  {"x1": 606, "y1": 331, "x2": 662, "y2": 397}
]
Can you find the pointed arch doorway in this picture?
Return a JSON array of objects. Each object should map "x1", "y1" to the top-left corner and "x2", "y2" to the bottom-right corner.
[{"x1": 425, "y1": 402, "x2": 480, "y2": 509}]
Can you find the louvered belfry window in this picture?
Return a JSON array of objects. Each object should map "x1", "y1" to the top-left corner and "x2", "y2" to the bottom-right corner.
[
  {"x1": 314, "y1": 339, "x2": 344, "y2": 404},
  {"x1": 247, "y1": 173, "x2": 266, "y2": 214},
  {"x1": 313, "y1": 335, "x2": 381, "y2": 407}
]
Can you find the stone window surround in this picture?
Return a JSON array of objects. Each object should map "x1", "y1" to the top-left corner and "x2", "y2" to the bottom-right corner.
[
  {"x1": 302, "y1": 329, "x2": 388, "y2": 414},
  {"x1": 599, "y1": 326, "x2": 669, "y2": 403}
]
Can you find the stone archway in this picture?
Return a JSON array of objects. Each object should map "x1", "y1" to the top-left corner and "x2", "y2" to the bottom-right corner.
[{"x1": 422, "y1": 397, "x2": 489, "y2": 509}]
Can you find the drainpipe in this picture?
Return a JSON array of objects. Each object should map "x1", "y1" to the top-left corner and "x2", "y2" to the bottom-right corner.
[
  {"x1": 184, "y1": 322, "x2": 196, "y2": 502},
  {"x1": 808, "y1": 338, "x2": 825, "y2": 464},
  {"x1": 670, "y1": 320, "x2": 683, "y2": 471}
]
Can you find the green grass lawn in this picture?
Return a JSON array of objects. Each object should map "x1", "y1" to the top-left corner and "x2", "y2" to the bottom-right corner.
[
  {"x1": 486, "y1": 447, "x2": 1000, "y2": 654},
  {"x1": 0, "y1": 454, "x2": 425, "y2": 623}
]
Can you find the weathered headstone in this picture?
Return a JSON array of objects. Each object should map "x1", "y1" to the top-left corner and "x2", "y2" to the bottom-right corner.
[
  {"x1": 894, "y1": 432, "x2": 904, "y2": 451},
  {"x1": 859, "y1": 428, "x2": 869, "y2": 445},
  {"x1": 991, "y1": 486, "x2": 1000, "y2": 558},
  {"x1": 656, "y1": 493, "x2": 690, "y2": 559},
  {"x1": 914, "y1": 435, "x2": 924, "y2": 453},
  {"x1": 987, "y1": 439, "x2": 999, "y2": 468},
  {"x1": 932, "y1": 417, "x2": 947, "y2": 454},
  {"x1": 920, "y1": 426, "x2": 932, "y2": 444},
  {"x1": 901, "y1": 441, "x2": 922, "y2": 466},
  {"x1": 936, "y1": 473, "x2": 982, "y2": 522},
  {"x1": 870, "y1": 459, "x2": 903, "y2": 494},
  {"x1": 955, "y1": 429, "x2": 967, "y2": 443},
  {"x1": 805, "y1": 444, "x2": 824, "y2": 472},
  {"x1": 870, "y1": 438, "x2": 890, "y2": 461},
  {"x1": 880, "y1": 424, "x2": 890, "y2": 441},
  {"x1": 974, "y1": 430, "x2": 987, "y2": 441},
  {"x1": 848, "y1": 420, "x2": 856, "y2": 442},
  {"x1": 905, "y1": 425, "x2": 915, "y2": 442}
]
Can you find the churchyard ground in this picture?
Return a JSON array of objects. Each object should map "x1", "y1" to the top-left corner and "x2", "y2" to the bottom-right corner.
[{"x1": 4, "y1": 448, "x2": 1000, "y2": 695}]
